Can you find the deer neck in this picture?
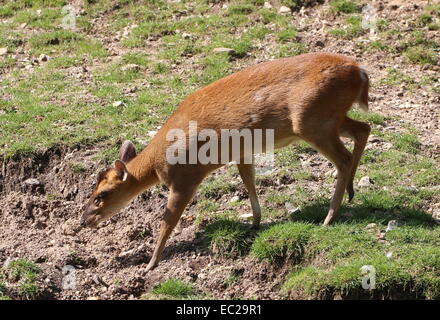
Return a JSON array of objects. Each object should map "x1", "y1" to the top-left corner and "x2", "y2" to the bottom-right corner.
[{"x1": 126, "y1": 145, "x2": 160, "y2": 193}]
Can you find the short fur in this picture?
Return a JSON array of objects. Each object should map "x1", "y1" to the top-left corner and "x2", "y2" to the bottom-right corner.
[{"x1": 81, "y1": 52, "x2": 371, "y2": 271}]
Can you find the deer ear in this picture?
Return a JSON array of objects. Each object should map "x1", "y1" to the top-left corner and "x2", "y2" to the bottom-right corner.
[
  {"x1": 114, "y1": 160, "x2": 128, "y2": 182},
  {"x1": 119, "y1": 140, "x2": 137, "y2": 163}
]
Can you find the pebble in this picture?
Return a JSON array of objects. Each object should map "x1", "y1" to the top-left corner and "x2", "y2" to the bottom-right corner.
[
  {"x1": 263, "y1": 2, "x2": 272, "y2": 9},
  {"x1": 285, "y1": 202, "x2": 301, "y2": 214},
  {"x1": 358, "y1": 176, "x2": 372, "y2": 187},
  {"x1": 279, "y1": 6, "x2": 291, "y2": 14},
  {"x1": 230, "y1": 195, "x2": 240, "y2": 203},
  {"x1": 39, "y1": 54, "x2": 49, "y2": 62},
  {"x1": 0, "y1": 47, "x2": 7, "y2": 56},
  {"x1": 366, "y1": 223, "x2": 377, "y2": 230},
  {"x1": 24, "y1": 178, "x2": 41, "y2": 186},
  {"x1": 239, "y1": 213, "x2": 253, "y2": 220},
  {"x1": 213, "y1": 47, "x2": 235, "y2": 55},
  {"x1": 112, "y1": 101, "x2": 124, "y2": 107},
  {"x1": 3, "y1": 257, "x2": 12, "y2": 268},
  {"x1": 385, "y1": 220, "x2": 399, "y2": 232},
  {"x1": 121, "y1": 64, "x2": 140, "y2": 72},
  {"x1": 182, "y1": 32, "x2": 192, "y2": 39},
  {"x1": 404, "y1": 186, "x2": 417, "y2": 193}
]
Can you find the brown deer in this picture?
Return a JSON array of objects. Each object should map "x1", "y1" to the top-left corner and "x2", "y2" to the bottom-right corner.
[{"x1": 80, "y1": 52, "x2": 371, "y2": 271}]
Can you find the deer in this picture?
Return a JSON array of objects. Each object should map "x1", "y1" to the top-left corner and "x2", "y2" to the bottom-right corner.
[{"x1": 80, "y1": 52, "x2": 371, "y2": 271}]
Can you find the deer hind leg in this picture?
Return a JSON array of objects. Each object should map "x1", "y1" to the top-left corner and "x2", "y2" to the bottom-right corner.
[
  {"x1": 340, "y1": 117, "x2": 371, "y2": 202},
  {"x1": 237, "y1": 162, "x2": 261, "y2": 229},
  {"x1": 145, "y1": 185, "x2": 198, "y2": 271},
  {"x1": 305, "y1": 133, "x2": 353, "y2": 226}
]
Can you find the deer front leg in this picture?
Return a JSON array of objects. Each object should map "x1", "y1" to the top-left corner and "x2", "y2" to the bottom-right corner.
[
  {"x1": 237, "y1": 163, "x2": 261, "y2": 229},
  {"x1": 145, "y1": 187, "x2": 196, "y2": 271}
]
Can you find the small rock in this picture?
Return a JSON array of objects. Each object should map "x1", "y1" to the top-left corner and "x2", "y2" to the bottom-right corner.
[
  {"x1": 358, "y1": 176, "x2": 372, "y2": 187},
  {"x1": 87, "y1": 297, "x2": 99, "y2": 300},
  {"x1": 0, "y1": 47, "x2": 7, "y2": 56},
  {"x1": 3, "y1": 257, "x2": 13, "y2": 268},
  {"x1": 20, "y1": 23, "x2": 27, "y2": 29},
  {"x1": 147, "y1": 130, "x2": 157, "y2": 138},
  {"x1": 213, "y1": 47, "x2": 235, "y2": 55},
  {"x1": 385, "y1": 251, "x2": 393, "y2": 259},
  {"x1": 279, "y1": 6, "x2": 291, "y2": 14},
  {"x1": 366, "y1": 223, "x2": 377, "y2": 230},
  {"x1": 263, "y1": 2, "x2": 272, "y2": 9},
  {"x1": 230, "y1": 195, "x2": 240, "y2": 203},
  {"x1": 38, "y1": 54, "x2": 49, "y2": 62},
  {"x1": 118, "y1": 249, "x2": 134, "y2": 258},
  {"x1": 285, "y1": 202, "x2": 301, "y2": 214},
  {"x1": 404, "y1": 186, "x2": 417, "y2": 193},
  {"x1": 239, "y1": 213, "x2": 253, "y2": 221},
  {"x1": 182, "y1": 32, "x2": 192, "y2": 39},
  {"x1": 121, "y1": 63, "x2": 140, "y2": 72},
  {"x1": 24, "y1": 178, "x2": 41, "y2": 186},
  {"x1": 385, "y1": 220, "x2": 399, "y2": 232},
  {"x1": 112, "y1": 101, "x2": 124, "y2": 107}
]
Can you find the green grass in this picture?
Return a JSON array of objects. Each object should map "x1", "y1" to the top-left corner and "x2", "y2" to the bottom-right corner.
[
  {"x1": 329, "y1": 15, "x2": 364, "y2": 39},
  {"x1": 204, "y1": 218, "x2": 252, "y2": 257},
  {"x1": 1, "y1": 259, "x2": 41, "y2": 299},
  {"x1": 380, "y1": 68, "x2": 415, "y2": 87},
  {"x1": 403, "y1": 46, "x2": 438, "y2": 65},
  {"x1": 275, "y1": 28, "x2": 298, "y2": 43},
  {"x1": 329, "y1": 0, "x2": 359, "y2": 14},
  {"x1": 281, "y1": 225, "x2": 440, "y2": 299},
  {"x1": 252, "y1": 222, "x2": 314, "y2": 262},
  {"x1": 387, "y1": 131, "x2": 421, "y2": 155},
  {"x1": 149, "y1": 279, "x2": 195, "y2": 299}
]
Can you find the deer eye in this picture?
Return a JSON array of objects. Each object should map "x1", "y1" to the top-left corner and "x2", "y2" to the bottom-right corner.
[
  {"x1": 99, "y1": 191, "x2": 108, "y2": 198},
  {"x1": 94, "y1": 191, "x2": 108, "y2": 205}
]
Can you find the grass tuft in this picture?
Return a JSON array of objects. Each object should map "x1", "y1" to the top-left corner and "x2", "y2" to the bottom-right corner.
[{"x1": 204, "y1": 218, "x2": 252, "y2": 257}]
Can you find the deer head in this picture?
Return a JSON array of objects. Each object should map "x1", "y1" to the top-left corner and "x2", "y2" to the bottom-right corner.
[{"x1": 80, "y1": 141, "x2": 138, "y2": 228}]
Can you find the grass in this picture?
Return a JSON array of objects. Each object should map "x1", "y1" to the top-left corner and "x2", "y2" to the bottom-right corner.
[
  {"x1": 403, "y1": 46, "x2": 438, "y2": 65},
  {"x1": 329, "y1": 0, "x2": 359, "y2": 14},
  {"x1": 0, "y1": 259, "x2": 41, "y2": 299},
  {"x1": 328, "y1": 15, "x2": 364, "y2": 39},
  {"x1": 252, "y1": 222, "x2": 314, "y2": 262},
  {"x1": 279, "y1": 223, "x2": 440, "y2": 299},
  {"x1": 145, "y1": 279, "x2": 196, "y2": 299},
  {"x1": 204, "y1": 218, "x2": 252, "y2": 257},
  {"x1": 380, "y1": 68, "x2": 415, "y2": 87}
]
